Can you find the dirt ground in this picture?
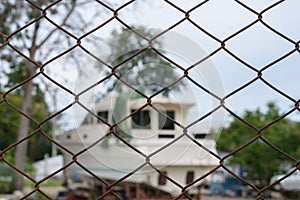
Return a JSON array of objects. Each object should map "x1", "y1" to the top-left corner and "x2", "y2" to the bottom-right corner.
[
  {"x1": 41, "y1": 189, "x2": 283, "y2": 200},
  {"x1": 201, "y1": 196, "x2": 251, "y2": 200},
  {"x1": 200, "y1": 192, "x2": 283, "y2": 200},
  {"x1": 18, "y1": 186, "x2": 285, "y2": 200}
]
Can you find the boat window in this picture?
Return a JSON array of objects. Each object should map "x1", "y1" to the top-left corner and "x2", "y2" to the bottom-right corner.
[
  {"x1": 193, "y1": 133, "x2": 207, "y2": 139},
  {"x1": 131, "y1": 110, "x2": 151, "y2": 129},
  {"x1": 186, "y1": 171, "x2": 194, "y2": 184},
  {"x1": 159, "y1": 111, "x2": 175, "y2": 130},
  {"x1": 158, "y1": 134, "x2": 174, "y2": 139},
  {"x1": 97, "y1": 111, "x2": 109, "y2": 123},
  {"x1": 158, "y1": 171, "x2": 167, "y2": 185}
]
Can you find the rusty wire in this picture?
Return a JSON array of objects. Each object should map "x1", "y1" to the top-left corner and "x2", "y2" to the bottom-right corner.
[{"x1": 0, "y1": 0, "x2": 299, "y2": 200}]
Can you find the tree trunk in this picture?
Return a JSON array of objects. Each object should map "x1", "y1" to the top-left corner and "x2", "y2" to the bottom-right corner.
[
  {"x1": 14, "y1": 64, "x2": 35, "y2": 191},
  {"x1": 13, "y1": 5, "x2": 40, "y2": 189}
]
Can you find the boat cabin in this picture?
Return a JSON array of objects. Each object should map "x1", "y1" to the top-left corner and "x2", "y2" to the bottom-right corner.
[{"x1": 58, "y1": 93, "x2": 219, "y2": 197}]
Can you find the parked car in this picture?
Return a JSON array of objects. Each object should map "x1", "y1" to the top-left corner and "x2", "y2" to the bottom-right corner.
[
  {"x1": 270, "y1": 170, "x2": 300, "y2": 191},
  {"x1": 208, "y1": 170, "x2": 245, "y2": 197}
]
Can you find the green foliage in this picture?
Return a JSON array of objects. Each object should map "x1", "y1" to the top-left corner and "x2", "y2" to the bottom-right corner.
[
  {"x1": 4, "y1": 61, "x2": 28, "y2": 94},
  {"x1": 216, "y1": 102, "x2": 300, "y2": 186},
  {"x1": 0, "y1": 90, "x2": 52, "y2": 162},
  {"x1": 28, "y1": 86, "x2": 52, "y2": 162},
  {"x1": 0, "y1": 94, "x2": 21, "y2": 151},
  {"x1": 0, "y1": 0, "x2": 83, "y2": 190},
  {"x1": 105, "y1": 26, "x2": 185, "y2": 97},
  {"x1": 0, "y1": 163, "x2": 14, "y2": 193},
  {"x1": 0, "y1": 155, "x2": 35, "y2": 194}
]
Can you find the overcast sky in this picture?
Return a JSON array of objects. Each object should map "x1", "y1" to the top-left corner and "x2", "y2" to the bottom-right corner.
[{"x1": 48, "y1": 0, "x2": 300, "y2": 130}]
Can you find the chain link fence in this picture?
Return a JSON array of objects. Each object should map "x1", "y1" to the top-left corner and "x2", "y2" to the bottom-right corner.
[{"x1": 0, "y1": 1, "x2": 299, "y2": 200}]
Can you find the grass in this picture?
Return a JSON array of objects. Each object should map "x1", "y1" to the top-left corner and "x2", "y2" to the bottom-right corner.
[
  {"x1": 25, "y1": 179, "x2": 62, "y2": 188},
  {"x1": 25, "y1": 179, "x2": 64, "y2": 199}
]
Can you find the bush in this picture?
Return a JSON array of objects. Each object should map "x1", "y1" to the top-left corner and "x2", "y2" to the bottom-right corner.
[{"x1": 0, "y1": 162, "x2": 14, "y2": 194}]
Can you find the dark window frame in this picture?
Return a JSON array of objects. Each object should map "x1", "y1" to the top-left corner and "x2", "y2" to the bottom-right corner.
[
  {"x1": 97, "y1": 111, "x2": 109, "y2": 123},
  {"x1": 186, "y1": 171, "x2": 194, "y2": 184},
  {"x1": 131, "y1": 109, "x2": 151, "y2": 129},
  {"x1": 158, "y1": 134, "x2": 175, "y2": 139},
  {"x1": 158, "y1": 171, "x2": 167, "y2": 185},
  {"x1": 158, "y1": 110, "x2": 175, "y2": 130}
]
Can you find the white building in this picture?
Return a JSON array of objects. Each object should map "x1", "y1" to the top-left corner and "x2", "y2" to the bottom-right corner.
[
  {"x1": 33, "y1": 155, "x2": 63, "y2": 181},
  {"x1": 58, "y1": 93, "x2": 219, "y2": 197}
]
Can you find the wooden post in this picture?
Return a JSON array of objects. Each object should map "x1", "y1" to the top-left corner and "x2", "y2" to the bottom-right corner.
[
  {"x1": 102, "y1": 183, "x2": 106, "y2": 195},
  {"x1": 196, "y1": 185, "x2": 201, "y2": 200},
  {"x1": 136, "y1": 183, "x2": 141, "y2": 199},
  {"x1": 125, "y1": 182, "x2": 131, "y2": 199}
]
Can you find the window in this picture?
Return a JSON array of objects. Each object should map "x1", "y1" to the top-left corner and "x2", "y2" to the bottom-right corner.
[
  {"x1": 97, "y1": 111, "x2": 108, "y2": 123},
  {"x1": 193, "y1": 133, "x2": 207, "y2": 139},
  {"x1": 158, "y1": 134, "x2": 174, "y2": 139},
  {"x1": 131, "y1": 110, "x2": 151, "y2": 129},
  {"x1": 159, "y1": 111, "x2": 175, "y2": 130},
  {"x1": 186, "y1": 171, "x2": 194, "y2": 184},
  {"x1": 158, "y1": 171, "x2": 167, "y2": 185}
]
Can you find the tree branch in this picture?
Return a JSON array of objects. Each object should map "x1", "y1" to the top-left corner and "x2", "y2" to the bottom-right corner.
[{"x1": 37, "y1": 0, "x2": 77, "y2": 49}]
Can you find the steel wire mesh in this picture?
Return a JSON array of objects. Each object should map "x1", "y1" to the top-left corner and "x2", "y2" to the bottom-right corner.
[{"x1": 0, "y1": 0, "x2": 299, "y2": 200}]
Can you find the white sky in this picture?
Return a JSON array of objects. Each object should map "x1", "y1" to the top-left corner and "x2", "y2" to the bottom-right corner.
[{"x1": 38, "y1": 0, "x2": 300, "y2": 130}]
